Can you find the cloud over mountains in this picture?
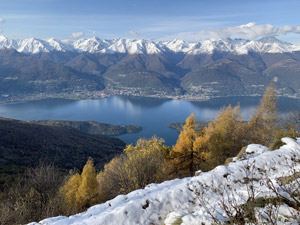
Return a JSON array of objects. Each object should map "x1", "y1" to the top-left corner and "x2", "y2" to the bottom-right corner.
[
  {"x1": 126, "y1": 30, "x2": 141, "y2": 38},
  {"x1": 162, "y1": 23, "x2": 300, "y2": 42},
  {"x1": 69, "y1": 32, "x2": 84, "y2": 39},
  {"x1": 205, "y1": 23, "x2": 300, "y2": 39}
]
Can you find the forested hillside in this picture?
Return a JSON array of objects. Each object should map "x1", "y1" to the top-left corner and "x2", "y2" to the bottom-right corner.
[{"x1": 0, "y1": 117, "x2": 125, "y2": 186}]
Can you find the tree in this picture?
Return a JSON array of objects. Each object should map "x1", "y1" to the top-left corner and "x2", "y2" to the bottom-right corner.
[
  {"x1": 62, "y1": 158, "x2": 99, "y2": 213},
  {"x1": 248, "y1": 82, "x2": 279, "y2": 145},
  {"x1": 124, "y1": 136, "x2": 170, "y2": 185},
  {"x1": 194, "y1": 105, "x2": 246, "y2": 169},
  {"x1": 97, "y1": 137, "x2": 169, "y2": 202},
  {"x1": 165, "y1": 113, "x2": 203, "y2": 178},
  {"x1": 76, "y1": 158, "x2": 99, "y2": 208},
  {"x1": 62, "y1": 173, "x2": 81, "y2": 210},
  {"x1": 97, "y1": 156, "x2": 124, "y2": 202}
]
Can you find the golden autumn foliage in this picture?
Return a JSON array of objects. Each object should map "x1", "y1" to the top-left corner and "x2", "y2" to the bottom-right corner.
[
  {"x1": 248, "y1": 82, "x2": 279, "y2": 146},
  {"x1": 59, "y1": 84, "x2": 283, "y2": 215},
  {"x1": 173, "y1": 113, "x2": 198, "y2": 154},
  {"x1": 164, "y1": 105, "x2": 250, "y2": 177},
  {"x1": 1, "y1": 84, "x2": 289, "y2": 224},
  {"x1": 62, "y1": 173, "x2": 81, "y2": 208},
  {"x1": 164, "y1": 114, "x2": 204, "y2": 178},
  {"x1": 61, "y1": 158, "x2": 99, "y2": 212},
  {"x1": 194, "y1": 105, "x2": 247, "y2": 169},
  {"x1": 124, "y1": 137, "x2": 170, "y2": 185},
  {"x1": 76, "y1": 159, "x2": 99, "y2": 207},
  {"x1": 97, "y1": 137, "x2": 169, "y2": 202}
]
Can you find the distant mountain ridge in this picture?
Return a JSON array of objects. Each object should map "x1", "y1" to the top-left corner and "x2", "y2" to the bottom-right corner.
[
  {"x1": 1, "y1": 36, "x2": 300, "y2": 102},
  {"x1": 1, "y1": 35, "x2": 300, "y2": 54}
]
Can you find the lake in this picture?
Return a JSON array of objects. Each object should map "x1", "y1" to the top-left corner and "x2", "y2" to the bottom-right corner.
[{"x1": 0, "y1": 95, "x2": 300, "y2": 146}]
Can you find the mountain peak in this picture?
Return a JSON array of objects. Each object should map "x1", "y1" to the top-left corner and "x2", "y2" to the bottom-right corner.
[
  {"x1": 258, "y1": 36, "x2": 290, "y2": 44},
  {"x1": 1, "y1": 36, "x2": 300, "y2": 54},
  {"x1": 0, "y1": 35, "x2": 7, "y2": 41}
]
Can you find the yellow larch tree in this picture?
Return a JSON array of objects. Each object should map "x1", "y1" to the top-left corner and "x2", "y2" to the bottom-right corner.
[
  {"x1": 165, "y1": 113, "x2": 203, "y2": 178},
  {"x1": 194, "y1": 105, "x2": 246, "y2": 169},
  {"x1": 61, "y1": 158, "x2": 99, "y2": 212},
  {"x1": 248, "y1": 82, "x2": 279, "y2": 145},
  {"x1": 61, "y1": 173, "x2": 81, "y2": 212},
  {"x1": 76, "y1": 158, "x2": 99, "y2": 209}
]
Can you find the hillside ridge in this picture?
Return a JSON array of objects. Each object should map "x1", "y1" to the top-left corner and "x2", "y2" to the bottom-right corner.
[
  {"x1": 28, "y1": 137, "x2": 300, "y2": 225},
  {"x1": 0, "y1": 117, "x2": 126, "y2": 186}
]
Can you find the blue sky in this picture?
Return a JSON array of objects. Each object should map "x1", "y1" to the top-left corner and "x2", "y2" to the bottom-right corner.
[{"x1": 1, "y1": 0, "x2": 300, "y2": 42}]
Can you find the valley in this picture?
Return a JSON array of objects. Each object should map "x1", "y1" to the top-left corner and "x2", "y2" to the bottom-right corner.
[{"x1": 1, "y1": 36, "x2": 300, "y2": 103}]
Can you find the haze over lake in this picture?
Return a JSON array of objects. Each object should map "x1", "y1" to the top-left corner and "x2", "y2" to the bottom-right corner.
[{"x1": 0, "y1": 96, "x2": 300, "y2": 146}]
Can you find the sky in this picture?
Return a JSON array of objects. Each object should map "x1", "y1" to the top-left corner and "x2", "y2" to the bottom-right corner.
[{"x1": 1, "y1": 0, "x2": 300, "y2": 42}]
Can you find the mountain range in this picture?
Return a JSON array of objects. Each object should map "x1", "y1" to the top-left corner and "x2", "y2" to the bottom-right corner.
[
  {"x1": 1, "y1": 36, "x2": 300, "y2": 54},
  {"x1": 1, "y1": 36, "x2": 300, "y2": 101}
]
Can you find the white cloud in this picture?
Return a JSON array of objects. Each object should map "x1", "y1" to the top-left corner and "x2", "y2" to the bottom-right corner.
[
  {"x1": 207, "y1": 23, "x2": 300, "y2": 39},
  {"x1": 160, "y1": 23, "x2": 300, "y2": 42},
  {"x1": 69, "y1": 32, "x2": 84, "y2": 39},
  {"x1": 126, "y1": 30, "x2": 140, "y2": 38},
  {"x1": 0, "y1": 18, "x2": 5, "y2": 24},
  {"x1": 88, "y1": 30, "x2": 98, "y2": 35}
]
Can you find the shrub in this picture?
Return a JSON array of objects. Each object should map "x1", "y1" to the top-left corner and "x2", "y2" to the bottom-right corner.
[
  {"x1": 0, "y1": 163, "x2": 65, "y2": 225},
  {"x1": 97, "y1": 137, "x2": 169, "y2": 202}
]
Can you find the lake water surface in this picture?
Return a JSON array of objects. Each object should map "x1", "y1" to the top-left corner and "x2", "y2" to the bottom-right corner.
[{"x1": 0, "y1": 96, "x2": 300, "y2": 146}]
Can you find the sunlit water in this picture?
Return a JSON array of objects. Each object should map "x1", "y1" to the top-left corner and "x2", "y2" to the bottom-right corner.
[{"x1": 0, "y1": 96, "x2": 299, "y2": 146}]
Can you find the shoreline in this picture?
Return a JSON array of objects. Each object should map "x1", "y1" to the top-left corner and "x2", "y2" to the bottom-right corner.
[{"x1": 1, "y1": 89, "x2": 300, "y2": 105}]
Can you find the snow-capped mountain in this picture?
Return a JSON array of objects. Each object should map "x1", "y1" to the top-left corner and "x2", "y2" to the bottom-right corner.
[
  {"x1": 0, "y1": 35, "x2": 18, "y2": 49},
  {"x1": 1, "y1": 35, "x2": 300, "y2": 54},
  {"x1": 163, "y1": 39, "x2": 194, "y2": 53},
  {"x1": 108, "y1": 39, "x2": 165, "y2": 54},
  {"x1": 71, "y1": 37, "x2": 113, "y2": 53},
  {"x1": 16, "y1": 38, "x2": 51, "y2": 54},
  {"x1": 28, "y1": 138, "x2": 300, "y2": 225}
]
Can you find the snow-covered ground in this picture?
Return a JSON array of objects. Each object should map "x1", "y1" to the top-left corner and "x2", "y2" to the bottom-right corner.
[{"x1": 28, "y1": 137, "x2": 300, "y2": 225}]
